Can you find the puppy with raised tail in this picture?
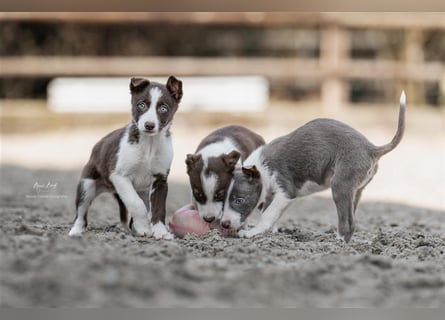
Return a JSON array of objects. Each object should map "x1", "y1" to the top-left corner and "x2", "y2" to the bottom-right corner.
[
  {"x1": 221, "y1": 92, "x2": 406, "y2": 242},
  {"x1": 185, "y1": 125, "x2": 265, "y2": 223},
  {"x1": 68, "y1": 76, "x2": 183, "y2": 239}
]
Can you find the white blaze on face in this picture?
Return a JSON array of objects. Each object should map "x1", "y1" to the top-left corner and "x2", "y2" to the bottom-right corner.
[
  {"x1": 222, "y1": 207, "x2": 242, "y2": 230},
  {"x1": 138, "y1": 87, "x2": 163, "y2": 133},
  {"x1": 197, "y1": 173, "x2": 223, "y2": 220},
  {"x1": 221, "y1": 179, "x2": 243, "y2": 230},
  {"x1": 194, "y1": 138, "x2": 239, "y2": 220}
]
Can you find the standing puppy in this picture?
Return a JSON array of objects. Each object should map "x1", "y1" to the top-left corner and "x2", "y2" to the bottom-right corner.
[
  {"x1": 186, "y1": 125, "x2": 265, "y2": 223},
  {"x1": 69, "y1": 76, "x2": 183, "y2": 239},
  {"x1": 221, "y1": 92, "x2": 406, "y2": 243}
]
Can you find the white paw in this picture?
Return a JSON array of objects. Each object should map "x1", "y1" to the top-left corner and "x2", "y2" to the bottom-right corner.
[
  {"x1": 131, "y1": 219, "x2": 152, "y2": 237},
  {"x1": 271, "y1": 224, "x2": 279, "y2": 233},
  {"x1": 336, "y1": 232, "x2": 345, "y2": 242},
  {"x1": 152, "y1": 222, "x2": 174, "y2": 240},
  {"x1": 68, "y1": 225, "x2": 85, "y2": 237},
  {"x1": 238, "y1": 229, "x2": 258, "y2": 238}
]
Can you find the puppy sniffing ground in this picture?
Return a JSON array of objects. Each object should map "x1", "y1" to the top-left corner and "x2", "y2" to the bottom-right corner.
[
  {"x1": 185, "y1": 125, "x2": 265, "y2": 223},
  {"x1": 222, "y1": 92, "x2": 406, "y2": 243}
]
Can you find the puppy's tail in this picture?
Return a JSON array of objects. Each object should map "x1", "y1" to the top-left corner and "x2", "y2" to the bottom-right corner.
[{"x1": 373, "y1": 91, "x2": 406, "y2": 158}]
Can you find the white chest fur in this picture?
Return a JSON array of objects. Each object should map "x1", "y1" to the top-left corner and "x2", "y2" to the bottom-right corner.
[{"x1": 113, "y1": 127, "x2": 173, "y2": 190}]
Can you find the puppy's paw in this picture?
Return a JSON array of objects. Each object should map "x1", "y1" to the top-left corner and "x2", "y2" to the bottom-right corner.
[
  {"x1": 68, "y1": 225, "x2": 85, "y2": 237},
  {"x1": 271, "y1": 224, "x2": 279, "y2": 234},
  {"x1": 131, "y1": 219, "x2": 152, "y2": 237},
  {"x1": 336, "y1": 232, "x2": 345, "y2": 242},
  {"x1": 68, "y1": 226, "x2": 85, "y2": 237},
  {"x1": 237, "y1": 229, "x2": 247, "y2": 238},
  {"x1": 152, "y1": 222, "x2": 174, "y2": 240},
  {"x1": 336, "y1": 230, "x2": 352, "y2": 243},
  {"x1": 238, "y1": 228, "x2": 259, "y2": 238},
  {"x1": 336, "y1": 232, "x2": 353, "y2": 245}
]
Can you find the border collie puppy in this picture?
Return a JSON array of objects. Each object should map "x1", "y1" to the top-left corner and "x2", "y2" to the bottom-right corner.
[
  {"x1": 69, "y1": 76, "x2": 183, "y2": 239},
  {"x1": 186, "y1": 125, "x2": 265, "y2": 223}
]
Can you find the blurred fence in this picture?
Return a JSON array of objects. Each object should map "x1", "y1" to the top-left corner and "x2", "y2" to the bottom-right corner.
[{"x1": 0, "y1": 12, "x2": 444, "y2": 109}]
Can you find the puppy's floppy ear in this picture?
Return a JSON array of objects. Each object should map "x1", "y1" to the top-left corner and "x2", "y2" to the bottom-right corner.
[
  {"x1": 242, "y1": 165, "x2": 260, "y2": 179},
  {"x1": 130, "y1": 77, "x2": 150, "y2": 93},
  {"x1": 185, "y1": 154, "x2": 202, "y2": 172},
  {"x1": 222, "y1": 151, "x2": 241, "y2": 172},
  {"x1": 166, "y1": 75, "x2": 183, "y2": 103}
]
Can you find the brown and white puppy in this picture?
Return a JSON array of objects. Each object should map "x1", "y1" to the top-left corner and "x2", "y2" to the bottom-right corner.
[
  {"x1": 221, "y1": 92, "x2": 406, "y2": 243},
  {"x1": 185, "y1": 125, "x2": 265, "y2": 223},
  {"x1": 68, "y1": 76, "x2": 183, "y2": 239}
]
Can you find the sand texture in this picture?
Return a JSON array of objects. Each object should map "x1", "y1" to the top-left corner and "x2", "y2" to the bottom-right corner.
[{"x1": 1, "y1": 165, "x2": 444, "y2": 307}]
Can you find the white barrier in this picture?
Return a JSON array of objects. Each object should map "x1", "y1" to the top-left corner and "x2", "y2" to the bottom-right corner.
[{"x1": 48, "y1": 76, "x2": 269, "y2": 113}]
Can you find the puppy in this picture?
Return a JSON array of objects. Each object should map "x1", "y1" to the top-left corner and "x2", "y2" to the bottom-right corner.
[
  {"x1": 68, "y1": 76, "x2": 183, "y2": 239},
  {"x1": 221, "y1": 92, "x2": 406, "y2": 242},
  {"x1": 185, "y1": 125, "x2": 265, "y2": 222}
]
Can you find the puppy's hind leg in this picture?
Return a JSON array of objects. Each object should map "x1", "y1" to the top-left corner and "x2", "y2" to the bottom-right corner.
[
  {"x1": 69, "y1": 178, "x2": 97, "y2": 236},
  {"x1": 114, "y1": 193, "x2": 130, "y2": 232},
  {"x1": 353, "y1": 165, "x2": 377, "y2": 213},
  {"x1": 353, "y1": 188, "x2": 363, "y2": 214},
  {"x1": 331, "y1": 182, "x2": 355, "y2": 243},
  {"x1": 351, "y1": 165, "x2": 377, "y2": 234}
]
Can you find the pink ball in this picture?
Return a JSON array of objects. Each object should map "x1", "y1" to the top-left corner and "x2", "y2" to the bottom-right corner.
[{"x1": 169, "y1": 204, "x2": 210, "y2": 238}]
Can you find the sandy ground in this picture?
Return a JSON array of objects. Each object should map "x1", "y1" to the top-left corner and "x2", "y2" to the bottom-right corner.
[{"x1": 1, "y1": 103, "x2": 444, "y2": 307}]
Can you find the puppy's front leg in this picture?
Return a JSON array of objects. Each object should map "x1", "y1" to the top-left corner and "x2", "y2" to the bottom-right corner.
[
  {"x1": 150, "y1": 174, "x2": 174, "y2": 240},
  {"x1": 110, "y1": 174, "x2": 151, "y2": 236},
  {"x1": 239, "y1": 192, "x2": 291, "y2": 238}
]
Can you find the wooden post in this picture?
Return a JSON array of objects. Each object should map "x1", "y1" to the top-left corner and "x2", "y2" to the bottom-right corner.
[
  {"x1": 320, "y1": 24, "x2": 350, "y2": 114},
  {"x1": 403, "y1": 29, "x2": 425, "y2": 105}
]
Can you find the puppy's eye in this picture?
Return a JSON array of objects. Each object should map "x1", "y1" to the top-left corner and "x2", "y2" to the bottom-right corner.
[
  {"x1": 158, "y1": 104, "x2": 169, "y2": 113},
  {"x1": 234, "y1": 198, "x2": 245, "y2": 205},
  {"x1": 137, "y1": 102, "x2": 146, "y2": 110},
  {"x1": 194, "y1": 189, "x2": 204, "y2": 199}
]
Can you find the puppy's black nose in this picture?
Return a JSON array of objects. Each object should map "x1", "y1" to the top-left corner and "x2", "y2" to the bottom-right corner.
[
  {"x1": 144, "y1": 122, "x2": 155, "y2": 131},
  {"x1": 221, "y1": 220, "x2": 231, "y2": 229},
  {"x1": 203, "y1": 216, "x2": 215, "y2": 223}
]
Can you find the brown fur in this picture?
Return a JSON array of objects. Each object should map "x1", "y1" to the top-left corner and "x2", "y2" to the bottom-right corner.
[
  {"x1": 70, "y1": 76, "x2": 183, "y2": 237},
  {"x1": 186, "y1": 125, "x2": 265, "y2": 215}
]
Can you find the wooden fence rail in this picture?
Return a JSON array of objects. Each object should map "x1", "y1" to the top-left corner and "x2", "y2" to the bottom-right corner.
[
  {"x1": 1, "y1": 56, "x2": 443, "y2": 82},
  {"x1": 1, "y1": 12, "x2": 444, "y2": 30},
  {"x1": 1, "y1": 12, "x2": 444, "y2": 108}
]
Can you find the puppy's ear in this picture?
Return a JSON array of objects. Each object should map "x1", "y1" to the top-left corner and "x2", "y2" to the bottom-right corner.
[
  {"x1": 222, "y1": 151, "x2": 241, "y2": 172},
  {"x1": 130, "y1": 77, "x2": 150, "y2": 93},
  {"x1": 166, "y1": 75, "x2": 183, "y2": 103},
  {"x1": 185, "y1": 154, "x2": 201, "y2": 172},
  {"x1": 242, "y1": 165, "x2": 260, "y2": 179}
]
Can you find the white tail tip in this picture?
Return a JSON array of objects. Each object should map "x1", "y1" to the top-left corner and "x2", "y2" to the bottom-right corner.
[{"x1": 400, "y1": 90, "x2": 406, "y2": 105}]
